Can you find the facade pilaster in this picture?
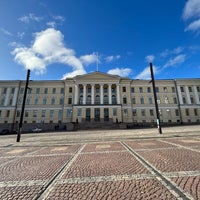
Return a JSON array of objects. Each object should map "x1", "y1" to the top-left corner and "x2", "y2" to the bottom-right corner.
[
  {"x1": 5, "y1": 87, "x2": 10, "y2": 106},
  {"x1": 12, "y1": 87, "x2": 19, "y2": 106},
  {"x1": 108, "y1": 84, "x2": 112, "y2": 104},
  {"x1": 74, "y1": 84, "x2": 78, "y2": 104},
  {"x1": 83, "y1": 84, "x2": 86, "y2": 104},
  {"x1": 177, "y1": 86, "x2": 183, "y2": 104},
  {"x1": 185, "y1": 86, "x2": 191, "y2": 104},
  {"x1": 100, "y1": 84, "x2": 103, "y2": 104},
  {"x1": 193, "y1": 85, "x2": 200, "y2": 104},
  {"x1": 117, "y1": 84, "x2": 120, "y2": 104},
  {"x1": 91, "y1": 84, "x2": 94, "y2": 104}
]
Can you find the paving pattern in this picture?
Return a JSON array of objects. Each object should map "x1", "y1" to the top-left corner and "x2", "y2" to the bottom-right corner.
[{"x1": 0, "y1": 128, "x2": 199, "y2": 200}]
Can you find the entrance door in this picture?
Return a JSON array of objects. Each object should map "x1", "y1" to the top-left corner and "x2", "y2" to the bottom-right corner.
[
  {"x1": 104, "y1": 108, "x2": 109, "y2": 121},
  {"x1": 86, "y1": 108, "x2": 91, "y2": 121},
  {"x1": 95, "y1": 108, "x2": 100, "y2": 121}
]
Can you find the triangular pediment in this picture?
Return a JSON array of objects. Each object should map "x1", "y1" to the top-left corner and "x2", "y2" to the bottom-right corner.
[{"x1": 74, "y1": 71, "x2": 121, "y2": 81}]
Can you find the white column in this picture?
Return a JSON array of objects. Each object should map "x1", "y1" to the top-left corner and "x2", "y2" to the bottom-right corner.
[
  {"x1": 117, "y1": 84, "x2": 120, "y2": 104},
  {"x1": 100, "y1": 84, "x2": 103, "y2": 104},
  {"x1": 83, "y1": 84, "x2": 86, "y2": 104},
  {"x1": 185, "y1": 86, "x2": 191, "y2": 104},
  {"x1": 108, "y1": 84, "x2": 112, "y2": 104},
  {"x1": 12, "y1": 87, "x2": 19, "y2": 106},
  {"x1": 91, "y1": 84, "x2": 94, "y2": 104},
  {"x1": 177, "y1": 86, "x2": 183, "y2": 104},
  {"x1": 193, "y1": 86, "x2": 200, "y2": 104},
  {"x1": 74, "y1": 84, "x2": 78, "y2": 104},
  {"x1": 4, "y1": 88, "x2": 10, "y2": 106}
]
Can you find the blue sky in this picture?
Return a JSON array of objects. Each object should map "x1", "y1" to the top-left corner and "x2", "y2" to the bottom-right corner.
[{"x1": 0, "y1": 0, "x2": 200, "y2": 81}]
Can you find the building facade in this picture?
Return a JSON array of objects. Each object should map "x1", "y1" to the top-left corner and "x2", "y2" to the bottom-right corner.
[{"x1": 0, "y1": 72, "x2": 200, "y2": 132}]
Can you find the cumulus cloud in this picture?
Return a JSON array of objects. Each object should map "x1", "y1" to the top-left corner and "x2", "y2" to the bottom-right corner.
[
  {"x1": 182, "y1": 0, "x2": 200, "y2": 32},
  {"x1": 135, "y1": 66, "x2": 158, "y2": 80},
  {"x1": 12, "y1": 28, "x2": 86, "y2": 76},
  {"x1": 163, "y1": 54, "x2": 186, "y2": 68},
  {"x1": 107, "y1": 67, "x2": 131, "y2": 77},
  {"x1": 145, "y1": 55, "x2": 155, "y2": 63},
  {"x1": 80, "y1": 53, "x2": 98, "y2": 65},
  {"x1": 105, "y1": 55, "x2": 121, "y2": 62}
]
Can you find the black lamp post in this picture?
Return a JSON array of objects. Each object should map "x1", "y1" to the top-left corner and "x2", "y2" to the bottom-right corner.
[
  {"x1": 149, "y1": 63, "x2": 162, "y2": 134},
  {"x1": 16, "y1": 69, "x2": 31, "y2": 142}
]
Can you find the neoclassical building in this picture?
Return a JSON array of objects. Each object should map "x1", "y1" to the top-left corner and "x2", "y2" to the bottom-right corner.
[{"x1": 0, "y1": 72, "x2": 200, "y2": 132}]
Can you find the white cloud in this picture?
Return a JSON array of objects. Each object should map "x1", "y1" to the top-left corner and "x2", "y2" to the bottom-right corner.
[
  {"x1": 80, "y1": 53, "x2": 98, "y2": 65},
  {"x1": 18, "y1": 13, "x2": 43, "y2": 23},
  {"x1": 185, "y1": 19, "x2": 200, "y2": 32},
  {"x1": 160, "y1": 47, "x2": 184, "y2": 57},
  {"x1": 61, "y1": 69, "x2": 86, "y2": 79},
  {"x1": 46, "y1": 21, "x2": 56, "y2": 28},
  {"x1": 0, "y1": 28, "x2": 12, "y2": 36},
  {"x1": 163, "y1": 54, "x2": 186, "y2": 68},
  {"x1": 53, "y1": 15, "x2": 65, "y2": 22},
  {"x1": 107, "y1": 67, "x2": 131, "y2": 77},
  {"x1": 105, "y1": 55, "x2": 121, "y2": 62},
  {"x1": 135, "y1": 66, "x2": 158, "y2": 80},
  {"x1": 182, "y1": 0, "x2": 200, "y2": 20},
  {"x1": 145, "y1": 55, "x2": 155, "y2": 63},
  {"x1": 17, "y1": 32, "x2": 25, "y2": 39},
  {"x1": 12, "y1": 28, "x2": 85, "y2": 76}
]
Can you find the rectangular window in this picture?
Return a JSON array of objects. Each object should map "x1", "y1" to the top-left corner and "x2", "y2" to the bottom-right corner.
[
  {"x1": 123, "y1": 97, "x2": 127, "y2": 104},
  {"x1": 183, "y1": 97, "x2": 187, "y2": 104},
  {"x1": 58, "y1": 110, "x2": 63, "y2": 119},
  {"x1": 42, "y1": 110, "x2": 46, "y2": 117},
  {"x1": 20, "y1": 88, "x2": 24, "y2": 94},
  {"x1": 50, "y1": 110, "x2": 54, "y2": 118},
  {"x1": 33, "y1": 110, "x2": 37, "y2": 117},
  {"x1": 9, "y1": 98, "x2": 12, "y2": 105},
  {"x1": 175, "y1": 109, "x2": 179, "y2": 116},
  {"x1": 51, "y1": 98, "x2": 55, "y2": 105},
  {"x1": 141, "y1": 109, "x2": 145, "y2": 116},
  {"x1": 44, "y1": 88, "x2": 48, "y2": 94},
  {"x1": 172, "y1": 87, "x2": 175, "y2": 93},
  {"x1": 147, "y1": 87, "x2": 151, "y2": 93},
  {"x1": 26, "y1": 98, "x2": 30, "y2": 105},
  {"x1": 68, "y1": 97, "x2": 72, "y2": 104},
  {"x1": 25, "y1": 111, "x2": 29, "y2": 117},
  {"x1": 122, "y1": 87, "x2": 126, "y2": 92},
  {"x1": 188, "y1": 86, "x2": 192, "y2": 92},
  {"x1": 163, "y1": 87, "x2": 167, "y2": 92},
  {"x1": 60, "y1": 88, "x2": 64, "y2": 94},
  {"x1": 148, "y1": 97, "x2": 153, "y2": 104},
  {"x1": 185, "y1": 109, "x2": 189, "y2": 116},
  {"x1": 69, "y1": 87, "x2": 72, "y2": 93},
  {"x1": 17, "y1": 110, "x2": 20, "y2": 117},
  {"x1": 35, "y1": 98, "x2": 38, "y2": 105},
  {"x1": 11, "y1": 88, "x2": 15, "y2": 94},
  {"x1": 132, "y1": 109, "x2": 137, "y2": 116},
  {"x1": 180, "y1": 87, "x2": 184, "y2": 92},
  {"x1": 78, "y1": 108, "x2": 82, "y2": 117},
  {"x1": 155, "y1": 87, "x2": 159, "y2": 93},
  {"x1": 173, "y1": 97, "x2": 177, "y2": 104},
  {"x1": 36, "y1": 88, "x2": 40, "y2": 94},
  {"x1": 190, "y1": 96, "x2": 194, "y2": 104},
  {"x1": 140, "y1": 97, "x2": 144, "y2": 104},
  {"x1": 150, "y1": 109, "x2": 154, "y2": 116},
  {"x1": 131, "y1": 87, "x2": 135, "y2": 93},
  {"x1": 132, "y1": 98, "x2": 136, "y2": 104},
  {"x1": 67, "y1": 109, "x2": 72, "y2": 117},
  {"x1": 113, "y1": 108, "x2": 117, "y2": 116},
  {"x1": 0, "y1": 110, "x2": 1, "y2": 117},
  {"x1": 139, "y1": 87, "x2": 143, "y2": 93},
  {"x1": 52, "y1": 88, "x2": 56, "y2": 94},
  {"x1": 197, "y1": 86, "x2": 200, "y2": 92},
  {"x1": 59, "y1": 98, "x2": 64, "y2": 105},
  {"x1": 6, "y1": 110, "x2": 10, "y2": 117},
  {"x1": 194, "y1": 109, "x2": 198, "y2": 116},
  {"x1": 43, "y1": 98, "x2": 47, "y2": 105}
]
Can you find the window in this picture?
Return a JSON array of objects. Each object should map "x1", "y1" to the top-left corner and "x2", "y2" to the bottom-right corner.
[
  {"x1": 58, "y1": 110, "x2": 63, "y2": 119},
  {"x1": 141, "y1": 109, "x2": 145, "y2": 116},
  {"x1": 175, "y1": 109, "x2": 179, "y2": 116},
  {"x1": 122, "y1": 87, "x2": 126, "y2": 92},
  {"x1": 185, "y1": 109, "x2": 189, "y2": 116},
  {"x1": 183, "y1": 97, "x2": 187, "y2": 104},
  {"x1": 68, "y1": 97, "x2": 72, "y2": 104},
  {"x1": 96, "y1": 87, "x2": 99, "y2": 93},
  {"x1": 132, "y1": 109, "x2": 137, "y2": 116},
  {"x1": 51, "y1": 98, "x2": 55, "y2": 105},
  {"x1": 131, "y1": 87, "x2": 135, "y2": 93},
  {"x1": 188, "y1": 86, "x2": 192, "y2": 92},
  {"x1": 104, "y1": 87, "x2": 108, "y2": 93},
  {"x1": 17, "y1": 110, "x2": 20, "y2": 117},
  {"x1": 132, "y1": 97, "x2": 136, "y2": 104},
  {"x1": 43, "y1": 98, "x2": 47, "y2": 105},
  {"x1": 6, "y1": 110, "x2": 10, "y2": 117},
  {"x1": 67, "y1": 109, "x2": 72, "y2": 117},
  {"x1": 33, "y1": 110, "x2": 37, "y2": 117},
  {"x1": 78, "y1": 108, "x2": 82, "y2": 116},
  {"x1": 52, "y1": 88, "x2": 56, "y2": 94},
  {"x1": 26, "y1": 98, "x2": 30, "y2": 105},
  {"x1": 59, "y1": 98, "x2": 64, "y2": 105},
  {"x1": 88, "y1": 87, "x2": 91, "y2": 93},
  {"x1": 140, "y1": 97, "x2": 144, "y2": 104},
  {"x1": 190, "y1": 96, "x2": 194, "y2": 104},
  {"x1": 20, "y1": 88, "x2": 24, "y2": 94},
  {"x1": 0, "y1": 110, "x2": 1, "y2": 117},
  {"x1": 147, "y1": 87, "x2": 151, "y2": 93},
  {"x1": 163, "y1": 87, "x2": 167, "y2": 92},
  {"x1": 25, "y1": 111, "x2": 29, "y2": 117},
  {"x1": 18, "y1": 98, "x2": 22, "y2": 105},
  {"x1": 172, "y1": 87, "x2": 175, "y2": 93},
  {"x1": 139, "y1": 87, "x2": 143, "y2": 93},
  {"x1": 9, "y1": 99, "x2": 12, "y2": 105},
  {"x1": 180, "y1": 87, "x2": 184, "y2": 92},
  {"x1": 11, "y1": 88, "x2": 15, "y2": 94},
  {"x1": 36, "y1": 88, "x2": 40, "y2": 94},
  {"x1": 123, "y1": 97, "x2": 127, "y2": 104},
  {"x1": 155, "y1": 87, "x2": 159, "y2": 93},
  {"x1": 69, "y1": 87, "x2": 72, "y2": 93},
  {"x1": 60, "y1": 88, "x2": 64, "y2": 94},
  {"x1": 164, "y1": 97, "x2": 169, "y2": 104},
  {"x1": 50, "y1": 110, "x2": 54, "y2": 118},
  {"x1": 113, "y1": 108, "x2": 117, "y2": 116},
  {"x1": 150, "y1": 109, "x2": 154, "y2": 116},
  {"x1": 44, "y1": 88, "x2": 48, "y2": 94},
  {"x1": 197, "y1": 86, "x2": 200, "y2": 92},
  {"x1": 173, "y1": 97, "x2": 177, "y2": 104},
  {"x1": 42, "y1": 110, "x2": 46, "y2": 117},
  {"x1": 35, "y1": 98, "x2": 38, "y2": 105},
  {"x1": 148, "y1": 97, "x2": 153, "y2": 104},
  {"x1": 194, "y1": 109, "x2": 198, "y2": 116}
]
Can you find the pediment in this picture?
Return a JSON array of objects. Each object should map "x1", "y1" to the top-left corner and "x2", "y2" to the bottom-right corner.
[{"x1": 74, "y1": 71, "x2": 121, "y2": 81}]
